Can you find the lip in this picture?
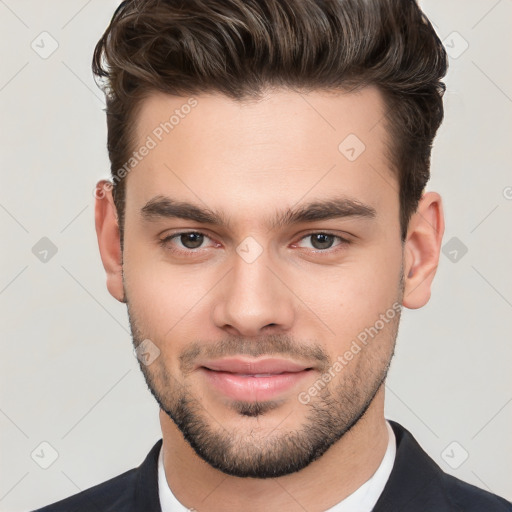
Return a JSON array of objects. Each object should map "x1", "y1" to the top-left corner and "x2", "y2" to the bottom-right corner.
[
  {"x1": 199, "y1": 357, "x2": 314, "y2": 402},
  {"x1": 200, "y1": 357, "x2": 312, "y2": 374}
]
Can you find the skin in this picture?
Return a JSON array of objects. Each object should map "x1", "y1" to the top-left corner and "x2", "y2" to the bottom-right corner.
[{"x1": 95, "y1": 86, "x2": 444, "y2": 511}]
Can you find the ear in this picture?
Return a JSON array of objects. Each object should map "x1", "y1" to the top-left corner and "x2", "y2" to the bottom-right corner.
[
  {"x1": 403, "y1": 191, "x2": 445, "y2": 309},
  {"x1": 94, "y1": 180, "x2": 125, "y2": 303}
]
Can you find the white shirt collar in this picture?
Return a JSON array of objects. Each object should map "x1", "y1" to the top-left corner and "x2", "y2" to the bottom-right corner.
[
  {"x1": 157, "y1": 442, "x2": 190, "y2": 512},
  {"x1": 158, "y1": 420, "x2": 396, "y2": 512}
]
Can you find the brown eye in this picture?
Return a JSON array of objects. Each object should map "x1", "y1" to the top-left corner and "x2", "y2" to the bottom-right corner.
[
  {"x1": 179, "y1": 232, "x2": 204, "y2": 249},
  {"x1": 293, "y1": 232, "x2": 351, "y2": 254},
  {"x1": 309, "y1": 233, "x2": 336, "y2": 250},
  {"x1": 159, "y1": 231, "x2": 213, "y2": 255}
]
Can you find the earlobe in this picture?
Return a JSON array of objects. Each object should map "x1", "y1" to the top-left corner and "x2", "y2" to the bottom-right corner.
[
  {"x1": 94, "y1": 180, "x2": 126, "y2": 303},
  {"x1": 402, "y1": 191, "x2": 445, "y2": 309}
]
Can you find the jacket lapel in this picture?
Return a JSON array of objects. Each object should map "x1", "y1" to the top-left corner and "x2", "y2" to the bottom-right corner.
[
  {"x1": 373, "y1": 421, "x2": 460, "y2": 511},
  {"x1": 132, "y1": 438, "x2": 163, "y2": 512},
  {"x1": 132, "y1": 423, "x2": 463, "y2": 511}
]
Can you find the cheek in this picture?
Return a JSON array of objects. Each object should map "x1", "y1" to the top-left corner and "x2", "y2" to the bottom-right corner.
[
  {"x1": 123, "y1": 245, "x2": 224, "y2": 354},
  {"x1": 123, "y1": 218, "x2": 402, "y2": 355},
  {"x1": 289, "y1": 242, "x2": 402, "y2": 349},
  {"x1": 125, "y1": 269, "x2": 203, "y2": 334}
]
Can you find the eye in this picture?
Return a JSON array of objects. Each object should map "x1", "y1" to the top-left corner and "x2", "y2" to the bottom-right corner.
[
  {"x1": 159, "y1": 231, "x2": 215, "y2": 254},
  {"x1": 294, "y1": 232, "x2": 351, "y2": 252},
  {"x1": 159, "y1": 230, "x2": 351, "y2": 257}
]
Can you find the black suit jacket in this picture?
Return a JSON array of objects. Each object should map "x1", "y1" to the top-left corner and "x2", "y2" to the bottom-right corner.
[{"x1": 32, "y1": 421, "x2": 511, "y2": 511}]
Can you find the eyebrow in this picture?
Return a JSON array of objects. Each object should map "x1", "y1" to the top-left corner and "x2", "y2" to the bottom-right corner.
[{"x1": 140, "y1": 194, "x2": 377, "y2": 230}]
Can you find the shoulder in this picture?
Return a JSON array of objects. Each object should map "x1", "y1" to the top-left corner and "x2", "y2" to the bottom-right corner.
[
  {"x1": 31, "y1": 467, "x2": 138, "y2": 512},
  {"x1": 30, "y1": 439, "x2": 163, "y2": 512},
  {"x1": 439, "y1": 470, "x2": 512, "y2": 511},
  {"x1": 376, "y1": 421, "x2": 512, "y2": 512}
]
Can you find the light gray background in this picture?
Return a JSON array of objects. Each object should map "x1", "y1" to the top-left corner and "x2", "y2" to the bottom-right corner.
[{"x1": 1, "y1": 1, "x2": 511, "y2": 510}]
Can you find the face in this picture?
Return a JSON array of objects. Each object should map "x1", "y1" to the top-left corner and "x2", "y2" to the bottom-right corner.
[{"x1": 121, "y1": 87, "x2": 405, "y2": 478}]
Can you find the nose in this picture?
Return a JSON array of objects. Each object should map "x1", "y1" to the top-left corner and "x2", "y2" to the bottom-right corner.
[{"x1": 212, "y1": 249, "x2": 295, "y2": 337}]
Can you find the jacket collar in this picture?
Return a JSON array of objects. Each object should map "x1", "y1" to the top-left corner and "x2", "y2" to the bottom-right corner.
[
  {"x1": 133, "y1": 438, "x2": 163, "y2": 512},
  {"x1": 134, "y1": 421, "x2": 455, "y2": 512},
  {"x1": 373, "y1": 420, "x2": 458, "y2": 511}
]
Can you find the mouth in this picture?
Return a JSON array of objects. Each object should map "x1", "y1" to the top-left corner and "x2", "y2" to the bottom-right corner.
[
  {"x1": 198, "y1": 357, "x2": 314, "y2": 402},
  {"x1": 200, "y1": 357, "x2": 313, "y2": 374}
]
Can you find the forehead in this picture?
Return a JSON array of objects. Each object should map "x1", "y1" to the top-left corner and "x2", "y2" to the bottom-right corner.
[{"x1": 125, "y1": 87, "x2": 397, "y2": 227}]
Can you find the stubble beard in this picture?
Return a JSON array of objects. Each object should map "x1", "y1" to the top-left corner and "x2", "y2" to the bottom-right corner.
[{"x1": 125, "y1": 270, "x2": 404, "y2": 478}]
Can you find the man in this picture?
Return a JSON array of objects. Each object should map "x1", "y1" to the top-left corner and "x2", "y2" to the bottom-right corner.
[{"x1": 33, "y1": 0, "x2": 511, "y2": 510}]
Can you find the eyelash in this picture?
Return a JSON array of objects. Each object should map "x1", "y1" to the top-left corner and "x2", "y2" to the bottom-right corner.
[{"x1": 158, "y1": 230, "x2": 351, "y2": 256}]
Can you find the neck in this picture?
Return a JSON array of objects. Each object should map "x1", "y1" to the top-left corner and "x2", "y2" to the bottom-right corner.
[{"x1": 159, "y1": 386, "x2": 389, "y2": 512}]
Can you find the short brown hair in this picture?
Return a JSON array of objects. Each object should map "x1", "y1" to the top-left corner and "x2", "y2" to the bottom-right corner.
[{"x1": 92, "y1": 0, "x2": 447, "y2": 246}]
